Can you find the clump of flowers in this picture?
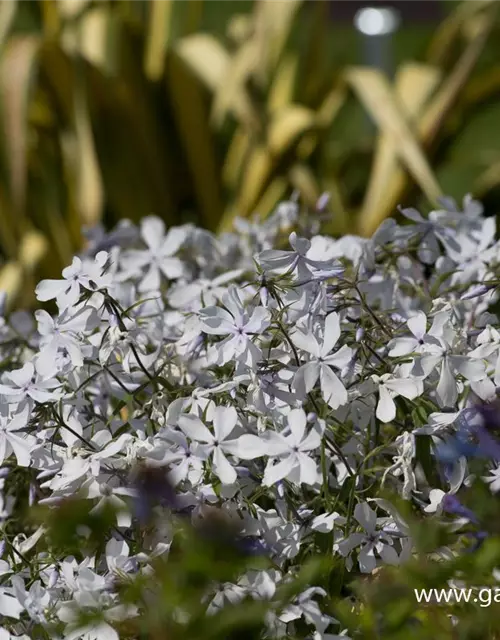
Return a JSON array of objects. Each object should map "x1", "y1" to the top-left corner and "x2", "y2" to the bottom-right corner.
[{"x1": 1, "y1": 196, "x2": 500, "y2": 639}]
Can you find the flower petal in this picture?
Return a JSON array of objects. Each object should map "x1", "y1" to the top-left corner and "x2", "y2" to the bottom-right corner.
[
  {"x1": 141, "y1": 216, "x2": 165, "y2": 252},
  {"x1": 288, "y1": 408, "x2": 306, "y2": 444},
  {"x1": 322, "y1": 344, "x2": 353, "y2": 370},
  {"x1": 0, "y1": 591, "x2": 23, "y2": 619},
  {"x1": 383, "y1": 377, "x2": 422, "y2": 400},
  {"x1": 213, "y1": 447, "x2": 237, "y2": 485},
  {"x1": 376, "y1": 385, "x2": 396, "y2": 423},
  {"x1": 292, "y1": 329, "x2": 321, "y2": 358},
  {"x1": 297, "y1": 453, "x2": 318, "y2": 485},
  {"x1": 388, "y1": 338, "x2": 419, "y2": 357},
  {"x1": 358, "y1": 544, "x2": 377, "y2": 573},
  {"x1": 7, "y1": 433, "x2": 34, "y2": 467},
  {"x1": 437, "y1": 357, "x2": 457, "y2": 408},
  {"x1": 407, "y1": 314, "x2": 426, "y2": 341},
  {"x1": 213, "y1": 406, "x2": 238, "y2": 442},
  {"x1": 263, "y1": 455, "x2": 295, "y2": 487},
  {"x1": 450, "y1": 355, "x2": 485, "y2": 382},
  {"x1": 178, "y1": 415, "x2": 214, "y2": 444},
  {"x1": 354, "y1": 502, "x2": 377, "y2": 533},
  {"x1": 321, "y1": 312, "x2": 341, "y2": 357},
  {"x1": 320, "y1": 365, "x2": 348, "y2": 409},
  {"x1": 244, "y1": 307, "x2": 270, "y2": 334},
  {"x1": 293, "y1": 362, "x2": 320, "y2": 395}
]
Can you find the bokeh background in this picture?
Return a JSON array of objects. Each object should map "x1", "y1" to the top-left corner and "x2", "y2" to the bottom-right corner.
[{"x1": 0, "y1": 0, "x2": 498, "y2": 306}]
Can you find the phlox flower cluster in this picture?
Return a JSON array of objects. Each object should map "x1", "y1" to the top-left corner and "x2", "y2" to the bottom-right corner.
[{"x1": 1, "y1": 195, "x2": 500, "y2": 638}]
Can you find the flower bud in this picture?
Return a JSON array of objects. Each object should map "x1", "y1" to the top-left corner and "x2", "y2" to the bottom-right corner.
[
  {"x1": 391, "y1": 313, "x2": 406, "y2": 324},
  {"x1": 306, "y1": 412, "x2": 317, "y2": 423},
  {"x1": 461, "y1": 284, "x2": 495, "y2": 301},
  {"x1": 260, "y1": 286, "x2": 269, "y2": 308},
  {"x1": 316, "y1": 193, "x2": 330, "y2": 211},
  {"x1": 276, "y1": 481, "x2": 285, "y2": 498},
  {"x1": 29, "y1": 483, "x2": 36, "y2": 507},
  {"x1": 187, "y1": 334, "x2": 204, "y2": 355},
  {"x1": 442, "y1": 494, "x2": 478, "y2": 524},
  {"x1": 48, "y1": 568, "x2": 59, "y2": 589},
  {"x1": 355, "y1": 327, "x2": 364, "y2": 342},
  {"x1": 109, "y1": 312, "x2": 120, "y2": 328}
]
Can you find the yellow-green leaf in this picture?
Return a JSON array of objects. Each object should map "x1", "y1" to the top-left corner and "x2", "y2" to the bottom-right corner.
[
  {"x1": 0, "y1": 35, "x2": 40, "y2": 218},
  {"x1": 267, "y1": 53, "x2": 298, "y2": 114},
  {"x1": 289, "y1": 163, "x2": 320, "y2": 208},
  {"x1": 19, "y1": 229, "x2": 48, "y2": 271},
  {"x1": 222, "y1": 129, "x2": 250, "y2": 191},
  {"x1": 144, "y1": 0, "x2": 174, "y2": 81},
  {"x1": 421, "y1": 12, "x2": 492, "y2": 145},
  {"x1": 297, "y1": 84, "x2": 346, "y2": 161},
  {"x1": 346, "y1": 67, "x2": 442, "y2": 212},
  {"x1": 253, "y1": 176, "x2": 288, "y2": 221},
  {"x1": 0, "y1": 262, "x2": 22, "y2": 308},
  {"x1": 210, "y1": 37, "x2": 260, "y2": 130},
  {"x1": 233, "y1": 144, "x2": 272, "y2": 219},
  {"x1": 175, "y1": 34, "x2": 229, "y2": 93},
  {"x1": 166, "y1": 50, "x2": 224, "y2": 229},
  {"x1": 74, "y1": 66, "x2": 103, "y2": 227},
  {"x1": 252, "y1": 0, "x2": 303, "y2": 80},
  {"x1": 175, "y1": 33, "x2": 256, "y2": 128},
  {"x1": 57, "y1": 0, "x2": 90, "y2": 20},
  {"x1": 358, "y1": 63, "x2": 441, "y2": 236},
  {"x1": 72, "y1": 5, "x2": 120, "y2": 76},
  {"x1": 268, "y1": 105, "x2": 316, "y2": 157},
  {"x1": 316, "y1": 84, "x2": 347, "y2": 130},
  {"x1": 0, "y1": 230, "x2": 47, "y2": 308},
  {"x1": 427, "y1": 0, "x2": 495, "y2": 65},
  {"x1": 0, "y1": 0, "x2": 17, "y2": 53},
  {"x1": 358, "y1": 11, "x2": 493, "y2": 238}
]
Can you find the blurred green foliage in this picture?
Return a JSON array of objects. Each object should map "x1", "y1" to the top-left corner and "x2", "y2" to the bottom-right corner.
[
  {"x1": 336, "y1": 476, "x2": 500, "y2": 640},
  {"x1": 31, "y1": 493, "x2": 327, "y2": 640},
  {"x1": 1, "y1": 0, "x2": 500, "y2": 306},
  {"x1": 22, "y1": 466, "x2": 500, "y2": 639}
]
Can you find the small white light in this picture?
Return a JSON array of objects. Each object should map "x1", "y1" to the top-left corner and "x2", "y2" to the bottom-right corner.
[{"x1": 354, "y1": 7, "x2": 400, "y2": 36}]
